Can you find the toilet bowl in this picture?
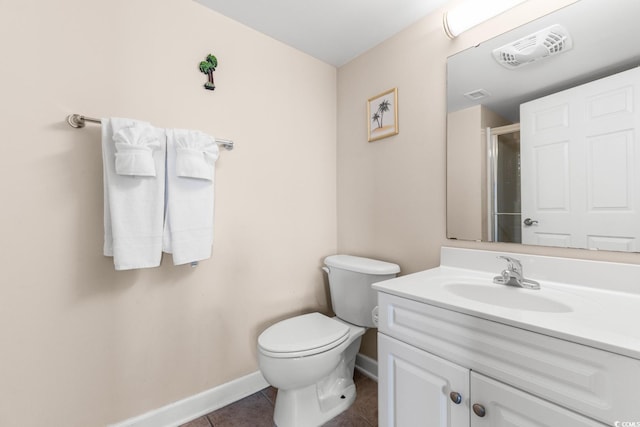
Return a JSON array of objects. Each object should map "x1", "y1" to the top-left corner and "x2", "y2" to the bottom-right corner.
[
  {"x1": 258, "y1": 313, "x2": 365, "y2": 426},
  {"x1": 257, "y1": 255, "x2": 400, "y2": 427}
]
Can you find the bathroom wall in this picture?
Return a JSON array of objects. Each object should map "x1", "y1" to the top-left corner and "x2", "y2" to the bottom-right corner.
[
  {"x1": 447, "y1": 105, "x2": 510, "y2": 242},
  {"x1": 0, "y1": 1, "x2": 336, "y2": 426},
  {"x1": 335, "y1": 0, "x2": 640, "y2": 359}
]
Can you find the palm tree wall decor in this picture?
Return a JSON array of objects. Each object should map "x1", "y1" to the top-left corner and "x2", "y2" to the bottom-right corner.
[
  {"x1": 376, "y1": 99, "x2": 391, "y2": 128},
  {"x1": 367, "y1": 88, "x2": 399, "y2": 142},
  {"x1": 199, "y1": 54, "x2": 218, "y2": 90}
]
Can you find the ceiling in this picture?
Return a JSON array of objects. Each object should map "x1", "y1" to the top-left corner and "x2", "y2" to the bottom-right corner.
[{"x1": 194, "y1": 0, "x2": 449, "y2": 67}]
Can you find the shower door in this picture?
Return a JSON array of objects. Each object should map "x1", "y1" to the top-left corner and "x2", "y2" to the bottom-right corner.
[{"x1": 488, "y1": 124, "x2": 521, "y2": 243}]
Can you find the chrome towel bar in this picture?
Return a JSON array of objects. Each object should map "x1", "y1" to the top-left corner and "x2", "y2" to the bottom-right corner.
[{"x1": 66, "y1": 114, "x2": 234, "y2": 151}]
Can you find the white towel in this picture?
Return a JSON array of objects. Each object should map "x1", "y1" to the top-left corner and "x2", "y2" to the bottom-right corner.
[
  {"x1": 102, "y1": 118, "x2": 166, "y2": 270},
  {"x1": 113, "y1": 125, "x2": 162, "y2": 176},
  {"x1": 163, "y1": 129, "x2": 219, "y2": 265}
]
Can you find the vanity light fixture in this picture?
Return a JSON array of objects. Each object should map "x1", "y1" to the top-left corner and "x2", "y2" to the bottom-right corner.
[
  {"x1": 492, "y1": 24, "x2": 573, "y2": 69},
  {"x1": 443, "y1": 0, "x2": 527, "y2": 39}
]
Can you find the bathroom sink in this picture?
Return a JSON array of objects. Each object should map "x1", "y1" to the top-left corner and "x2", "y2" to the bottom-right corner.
[
  {"x1": 372, "y1": 247, "x2": 640, "y2": 360},
  {"x1": 444, "y1": 283, "x2": 573, "y2": 313}
]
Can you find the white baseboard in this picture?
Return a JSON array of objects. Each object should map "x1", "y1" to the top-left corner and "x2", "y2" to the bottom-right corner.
[
  {"x1": 355, "y1": 352, "x2": 378, "y2": 381},
  {"x1": 110, "y1": 353, "x2": 377, "y2": 427},
  {"x1": 108, "y1": 371, "x2": 269, "y2": 427}
]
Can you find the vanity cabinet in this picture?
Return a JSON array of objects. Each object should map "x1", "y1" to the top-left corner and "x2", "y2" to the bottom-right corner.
[
  {"x1": 379, "y1": 334, "x2": 604, "y2": 427},
  {"x1": 377, "y1": 292, "x2": 638, "y2": 426}
]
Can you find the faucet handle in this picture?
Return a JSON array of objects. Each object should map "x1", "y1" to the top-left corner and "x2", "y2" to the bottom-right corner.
[
  {"x1": 497, "y1": 255, "x2": 522, "y2": 273},
  {"x1": 495, "y1": 256, "x2": 540, "y2": 289}
]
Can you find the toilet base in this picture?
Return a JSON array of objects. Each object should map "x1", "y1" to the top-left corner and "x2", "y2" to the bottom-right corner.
[
  {"x1": 273, "y1": 377, "x2": 356, "y2": 427},
  {"x1": 272, "y1": 334, "x2": 362, "y2": 427}
]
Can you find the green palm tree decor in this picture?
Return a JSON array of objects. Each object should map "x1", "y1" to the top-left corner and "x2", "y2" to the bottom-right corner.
[{"x1": 199, "y1": 54, "x2": 218, "y2": 90}]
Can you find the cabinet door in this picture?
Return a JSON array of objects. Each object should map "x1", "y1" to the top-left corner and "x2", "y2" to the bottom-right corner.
[
  {"x1": 379, "y1": 333, "x2": 469, "y2": 427},
  {"x1": 469, "y1": 372, "x2": 605, "y2": 427}
]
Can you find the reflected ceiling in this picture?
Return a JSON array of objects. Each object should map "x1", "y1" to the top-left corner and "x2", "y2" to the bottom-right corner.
[{"x1": 447, "y1": 0, "x2": 640, "y2": 122}]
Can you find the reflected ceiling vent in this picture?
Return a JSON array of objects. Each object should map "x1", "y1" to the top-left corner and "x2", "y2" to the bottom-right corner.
[
  {"x1": 492, "y1": 24, "x2": 572, "y2": 69},
  {"x1": 464, "y1": 89, "x2": 491, "y2": 101}
]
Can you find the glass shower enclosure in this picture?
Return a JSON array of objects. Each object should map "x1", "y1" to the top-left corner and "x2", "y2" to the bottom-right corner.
[{"x1": 487, "y1": 124, "x2": 521, "y2": 243}]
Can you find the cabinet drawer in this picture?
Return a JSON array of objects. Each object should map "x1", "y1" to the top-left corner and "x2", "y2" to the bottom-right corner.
[{"x1": 378, "y1": 292, "x2": 640, "y2": 425}]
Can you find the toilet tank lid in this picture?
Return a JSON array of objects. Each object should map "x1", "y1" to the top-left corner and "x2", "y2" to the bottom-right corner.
[{"x1": 324, "y1": 255, "x2": 400, "y2": 275}]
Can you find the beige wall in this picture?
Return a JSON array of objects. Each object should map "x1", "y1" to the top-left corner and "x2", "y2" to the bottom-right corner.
[
  {"x1": 447, "y1": 106, "x2": 484, "y2": 241},
  {"x1": 446, "y1": 105, "x2": 509, "y2": 241},
  {"x1": 0, "y1": 1, "x2": 336, "y2": 426},
  {"x1": 335, "y1": 0, "x2": 640, "y2": 360}
]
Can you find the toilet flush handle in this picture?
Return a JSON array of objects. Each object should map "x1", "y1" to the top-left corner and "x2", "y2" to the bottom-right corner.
[
  {"x1": 322, "y1": 266, "x2": 330, "y2": 274},
  {"x1": 372, "y1": 306, "x2": 379, "y2": 326}
]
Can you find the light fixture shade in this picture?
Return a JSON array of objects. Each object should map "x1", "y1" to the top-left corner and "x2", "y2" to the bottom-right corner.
[{"x1": 444, "y1": 0, "x2": 527, "y2": 39}]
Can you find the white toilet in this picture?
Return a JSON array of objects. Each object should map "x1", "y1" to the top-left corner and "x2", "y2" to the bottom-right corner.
[{"x1": 257, "y1": 255, "x2": 400, "y2": 427}]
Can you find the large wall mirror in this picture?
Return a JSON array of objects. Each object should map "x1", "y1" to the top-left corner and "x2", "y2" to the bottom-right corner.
[{"x1": 446, "y1": 0, "x2": 640, "y2": 252}]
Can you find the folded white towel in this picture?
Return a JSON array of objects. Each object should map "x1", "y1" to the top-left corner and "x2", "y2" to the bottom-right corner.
[
  {"x1": 113, "y1": 125, "x2": 162, "y2": 176},
  {"x1": 102, "y1": 118, "x2": 166, "y2": 270},
  {"x1": 163, "y1": 129, "x2": 219, "y2": 265},
  {"x1": 175, "y1": 131, "x2": 218, "y2": 180}
]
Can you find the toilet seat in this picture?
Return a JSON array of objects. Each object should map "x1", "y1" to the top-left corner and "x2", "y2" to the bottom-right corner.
[{"x1": 258, "y1": 313, "x2": 350, "y2": 358}]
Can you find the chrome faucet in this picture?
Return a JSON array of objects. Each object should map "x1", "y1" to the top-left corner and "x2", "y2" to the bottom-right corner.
[{"x1": 493, "y1": 256, "x2": 540, "y2": 290}]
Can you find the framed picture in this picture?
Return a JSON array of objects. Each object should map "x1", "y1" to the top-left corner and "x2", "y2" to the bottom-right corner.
[{"x1": 367, "y1": 88, "x2": 398, "y2": 142}]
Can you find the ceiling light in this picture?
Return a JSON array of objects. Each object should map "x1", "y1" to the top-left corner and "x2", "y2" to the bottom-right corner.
[{"x1": 443, "y1": 0, "x2": 527, "y2": 39}]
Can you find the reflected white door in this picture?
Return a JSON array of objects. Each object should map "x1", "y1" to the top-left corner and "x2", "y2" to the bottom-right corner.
[{"x1": 520, "y1": 66, "x2": 640, "y2": 251}]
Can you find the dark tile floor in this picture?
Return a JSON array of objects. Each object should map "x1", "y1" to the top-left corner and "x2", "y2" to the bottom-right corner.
[{"x1": 181, "y1": 370, "x2": 378, "y2": 427}]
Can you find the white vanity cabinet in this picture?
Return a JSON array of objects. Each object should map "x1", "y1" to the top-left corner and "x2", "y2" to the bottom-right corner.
[
  {"x1": 379, "y1": 333, "x2": 604, "y2": 427},
  {"x1": 377, "y1": 292, "x2": 639, "y2": 427}
]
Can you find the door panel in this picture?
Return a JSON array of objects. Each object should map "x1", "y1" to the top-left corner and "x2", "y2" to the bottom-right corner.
[{"x1": 533, "y1": 140, "x2": 570, "y2": 210}]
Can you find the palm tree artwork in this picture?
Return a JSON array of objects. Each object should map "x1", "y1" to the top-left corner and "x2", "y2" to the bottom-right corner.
[
  {"x1": 372, "y1": 111, "x2": 381, "y2": 129},
  {"x1": 199, "y1": 54, "x2": 218, "y2": 90},
  {"x1": 376, "y1": 99, "x2": 391, "y2": 127},
  {"x1": 368, "y1": 88, "x2": 398, "y2": 142},
  {"x1": 371, "y1": 99, "x2": 391, "y2": 130}
]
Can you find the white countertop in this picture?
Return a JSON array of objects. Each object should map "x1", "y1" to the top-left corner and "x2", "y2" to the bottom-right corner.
[{"x1": 373, "y1": 248, "x2": 640, "y2": 360}]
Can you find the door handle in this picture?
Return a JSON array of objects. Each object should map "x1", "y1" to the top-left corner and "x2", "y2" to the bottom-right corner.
[
  {"x1": 523, "y1": 218, "x2": 538, "y2": 226},
  {"x1": 449, "y1": 391, "x2": 462, "y2": 404}
]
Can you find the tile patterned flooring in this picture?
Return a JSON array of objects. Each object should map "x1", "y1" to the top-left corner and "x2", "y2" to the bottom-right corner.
[{"x1": 180, "y1": 370, "x2": 378, "y2": 427}]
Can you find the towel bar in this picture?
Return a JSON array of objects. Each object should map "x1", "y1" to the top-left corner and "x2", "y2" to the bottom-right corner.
[{"x1": 66, "y1": 114, "x2": 234, "y2": 151}]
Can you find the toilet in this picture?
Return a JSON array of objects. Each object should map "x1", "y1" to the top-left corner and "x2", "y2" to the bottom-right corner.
[{"x1": 257, "y1": 255, "x2": 400, "y2": 427}]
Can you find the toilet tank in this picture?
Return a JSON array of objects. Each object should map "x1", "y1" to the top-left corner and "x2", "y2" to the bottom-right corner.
[{"x1": 324, "y1": 255, "x2": 400, "y2": 328}]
